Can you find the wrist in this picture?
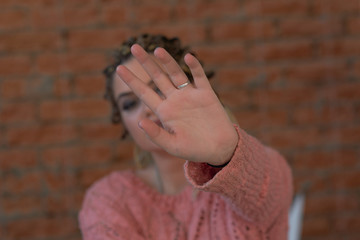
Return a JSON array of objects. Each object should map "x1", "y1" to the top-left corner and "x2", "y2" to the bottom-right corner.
[
  {"x1": 209, "y1": 125, "x2": 238, "y2": 166},
  {"x1": 207, "y1": 159, "x2": 231, "y2": 168}
]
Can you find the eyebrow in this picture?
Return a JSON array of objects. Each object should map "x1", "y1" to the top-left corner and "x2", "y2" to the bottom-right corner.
[{"x1": 116, "y1": 81, "x2": 155, "y2": 102}]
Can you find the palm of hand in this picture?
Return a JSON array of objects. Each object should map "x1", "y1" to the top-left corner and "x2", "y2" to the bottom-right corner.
[{"x1": 117, "y1": 45, "x2": 238, "y2": 165}]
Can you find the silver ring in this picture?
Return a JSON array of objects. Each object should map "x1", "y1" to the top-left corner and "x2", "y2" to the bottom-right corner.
[{"x1": 177, "y1": 81, "x2": 190, "y2": 89}]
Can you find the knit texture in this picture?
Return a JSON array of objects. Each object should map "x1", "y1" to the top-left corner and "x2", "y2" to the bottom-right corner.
[{"x1": 79, "y1": 126, "x2": 293, "y2": 239}]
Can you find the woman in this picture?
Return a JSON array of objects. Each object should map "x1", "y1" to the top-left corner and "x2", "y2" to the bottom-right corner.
[{"x1": 79, "y1": 34, "x2": 293, "y2": 240}]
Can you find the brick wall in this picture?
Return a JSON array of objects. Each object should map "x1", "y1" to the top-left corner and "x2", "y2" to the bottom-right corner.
[{"x1": 0, "y1": 0, "x2": 359, "y2": 239}]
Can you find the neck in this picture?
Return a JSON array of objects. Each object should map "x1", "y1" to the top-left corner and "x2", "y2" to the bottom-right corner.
[{"x1": 151, "y1": 150, "x2": 189, "y2": 195}]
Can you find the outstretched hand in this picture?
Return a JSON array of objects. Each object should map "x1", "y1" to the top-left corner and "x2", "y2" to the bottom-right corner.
[{"x1": 116, "y1": 44, "x2": 238, "y2": 166}]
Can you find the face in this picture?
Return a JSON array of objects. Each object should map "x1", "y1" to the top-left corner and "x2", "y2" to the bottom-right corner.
[{"x1": 113, "y1": 57, "x2": 163, "y2": 152}]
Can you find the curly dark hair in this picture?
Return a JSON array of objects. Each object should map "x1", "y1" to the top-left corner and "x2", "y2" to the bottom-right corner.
[{"x1": 103, "y1": 33, "x2": 214, "y2": 124}]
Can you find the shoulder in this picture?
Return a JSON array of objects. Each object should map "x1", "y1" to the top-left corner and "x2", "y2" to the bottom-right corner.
[
  {"x1": 79, "y1": 170, "x2": 137, "y2": 226},
  {"x1": 78, "y1": 170, "x2": 146, "y2": 235},
  {"x1": 84, "y1": 170, "x2": 135, "y2": 201},
  {"x1": 80, "y1": 169, "x2": 140, "y2": 214}
]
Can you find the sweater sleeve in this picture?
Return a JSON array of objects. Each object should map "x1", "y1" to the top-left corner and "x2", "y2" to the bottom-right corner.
[
  {"x1": 184, "y1": 125, "x2": 293, "y2": 225},
  {"x1": 78, "y1": 174, "x2": 145, "y2": 240}
]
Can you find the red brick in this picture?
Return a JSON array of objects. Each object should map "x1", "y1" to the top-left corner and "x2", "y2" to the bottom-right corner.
[
  {"x1": 4, "y1": 216, "x2": 78, "y2": 239},
  {"x1": 2, "y1": 195, "x2": 43, "y2": 216},
  {"x1": 249, "y1": 40, "x2": 313, "y2": 62},
  {"x1": 0, "y1": 102, "x2": 36, "y2": 124},
  {"x1": 6, "y1": 124, "x2": 77, "y2": 146},
  {"x1": 53, "y1": 76, "x2": 73, "y2": 97},
  {"x1": 62, "y1": 0, "x2": 97, "y2": 8},
  {"x1": 114, "y1": 141, "x2": 134, "y2": 161},
  {"x1": 41, "y1": 146, "x2": 78, "y2": 168},
  {"x1": 137, "y1": 23, "x2": 207, "y2": 45},
  {"x1": 35, "y1": 52, "x2": 65, "y2": 74},
  {"x1": 74, "y1": 74, "x2": 105, "y2": 96},
  {"x1": 177, "y1": 0, "x2": 241, "y2": 20},
  {"x1": 332, "y1": 82, "x2": 360, "y2": 102},
  {"x1": 77, "y1": 166, "x2": 115, "y2": 188},
  {"x1": 44, "y1": 194, "x2": 77, "y2": 215},
  {"x1": 305, "y1": 194, "x2": 359, "y2": 216},
  {"x1": 102, "y1": 5, "x2": 132, "y2": 25},
  {"x1": 217, "y1": 90, "x2": 252, "y2": 108},
  {"x1": 36, "y1": 52, "x2": 107, "y2": 74},
  {"x1": 302, "y1": 216, "x2": 331, "y2": 237},
  {"x1": 254, "y1": 86, "x2": 317, "y2": 107},
  {"x1": 0, "y1": 130, "x2": 4, "y2": 146},
  {"x1": 312, "y1": 0, "x2": 360, "y2": 15},
  {"x1": 43, "y1": 171, "x2": 76, "y2": 192},
  {"x1": 348, "y1": 16, "x2": 360, "y2": 35},
  {"x1": 234, "y1": 108, "x2": 288, "y2": 130},
  {"x1": 63, "y1": 6, "x2": 100, "y2": 28},
  {"x1": 68, "y1": 28, "x2": 131, "y2": 50},
  {"x1": 25, "y1": 77, "x2": 54, "y2": 98},
  {"x1": 30, "y1": 7, "x2": 62, "y2": 30},
  {"x1": 291, "y1": 104, "x2": 354, "y2": 126},
  {"x1": 338, "y1": 125, "x2": 360, "y2": 145},
  {"x1": 0, "y1": 0, "x2": 12, "y2": 7},
  {"x1": 173, "y1": 3, "x2": 189, "y2": 19},
  {"x1": 98, "y1": 0, "x2": 124, "y2": 3},
  {"x1": 212, "y1": 20, "x2": 276, "y2": 41},
  {"x1": 65, "y1": 52, "x2": 107, "y2": 73},
  {"x1": 216, "y1": 67, "x2": 261, "y2": 87},
  {"x1": 330, "y1": 170, "x2": 360, "y2": 190},
  {"x1": 284, "y1": 60, "x2": 348, "y2": 86},
  {"x1": 41, "y1": 144, "x2": 113, "y2": 168},
  {"x1": 293, "y1": 174, "x2": 328, "y2": 194},
  {"x1": 0, "y1": 9, "x2": 28, "y2": 31},
  {"x1": 0, "y1": 149, "x2": 38, "y2": 171},
  {"x1": 334, "y1": 215, "x2": 360, "y2": 233},
  {"x1": 318, "y1": 38, "x2": 360, "y2": 57},
  {"x1": 356, "y1": 104, "x2": 360, "y2": 122},
  {"x1": 132, "y1": 4, "x2": 172, "y2": 23},
  {"x1": 354, "y1": 59, "x2": 360, "y2": 78},
  {"x1": 0, "y1": 32, "x2": 61, "y2": 53},
  {"x1": 194, "y1": 44, "x2": 245, "y2": 65},
  {"x1": 0, "y1": 56, "x2": 32, "y2": 76},
  {"x1": 6, "y1": 0, "x2": 59, "y2": 8},
  {"x1": 3, "y1": 171, "x2": 42, "y2": 195},
  {"x1": 243, "y1": 0, "x2": 309, "y2": 17},
  {"x1": 39, "y1": 98, "x2": 109, "y2": 121},
  {"x1": 263, "y1": 127, "x2": 322, "y2": 149},
  {"x1": 70, "y1": 189, "x2": 87, "y2": 212},
  {"x1": 217, "y1": 65, "x2": 283, "y2": 88},
  {"x1": 347, "y1": 235, "x2": 360, "y2": 240},
  {"x1": 79, "y1": 122, "x2": 122, "y2": 141},
  {"x1": 0, "y1": 78, "x2": 27, "y2": 99},
  {"x1": 292, "y1": 124, "x2": 360, "y2": 147},
  {"x1": 123, "y1": 0, "x2": 169, "y2": 3},
  {"x1": 278, "y1": 17, "x2": 342, "y2": 38},
  {"x1": 292, "y1": 149, "x2": 358, "y2": 170}
]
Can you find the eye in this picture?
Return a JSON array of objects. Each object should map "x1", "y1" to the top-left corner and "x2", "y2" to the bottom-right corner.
[{"x1": 121, "y1": 98, "x2": 140, "y2": 111}]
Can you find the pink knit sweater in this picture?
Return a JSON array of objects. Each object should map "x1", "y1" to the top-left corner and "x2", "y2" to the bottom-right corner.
[{"x1": 79, "y1": 126, "x2": 293, "y2": 239}]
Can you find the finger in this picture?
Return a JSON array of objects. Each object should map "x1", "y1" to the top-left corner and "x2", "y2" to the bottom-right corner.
[
  {"x1": 131, "y1": 44, "x2": 175, "y2": 96},
  {"x1": 154, "y1": 47, "x2": 191, "y2": 89},
  {"x1": 184, "y1": 53, "x2": 212, "y2": 89},
  {"x1": 138, "y1": 118, "x2": 174, "y2": 149},
  {"x1": 116, "y1": 65, "x2": 162, "y2": 112}
]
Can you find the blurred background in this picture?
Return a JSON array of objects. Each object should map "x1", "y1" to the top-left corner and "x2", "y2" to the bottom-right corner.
[{"x1": 0, "y1": 0, "x2": 359, "y2": 239}]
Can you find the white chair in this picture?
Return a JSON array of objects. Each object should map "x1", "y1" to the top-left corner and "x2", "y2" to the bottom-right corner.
[{"x1": 288, "y1": 192, "x2": 306, "y2": 240}]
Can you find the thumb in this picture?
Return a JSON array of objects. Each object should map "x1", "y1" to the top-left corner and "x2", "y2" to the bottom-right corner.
[{"x1": 138, "y1": 119, "x2": 173, "y2": 150}]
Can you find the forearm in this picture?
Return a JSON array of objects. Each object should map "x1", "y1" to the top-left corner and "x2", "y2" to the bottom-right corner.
[{"x1": 184, "y1": 125, "x2": 293, "y2": 223}]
